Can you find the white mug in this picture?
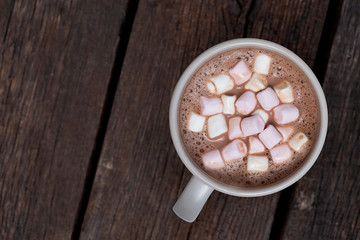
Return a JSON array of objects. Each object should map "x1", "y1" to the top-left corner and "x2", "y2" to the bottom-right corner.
[{"x1": 169, "y1": 39, "x2": 328, "y2": 222}]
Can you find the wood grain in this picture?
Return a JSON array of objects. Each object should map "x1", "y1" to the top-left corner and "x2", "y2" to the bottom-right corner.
[
  {"x1": 80, "y1": 0, "x2": 330, "y2": 239},
  {"x1": 0, "y1": 0, "x2": 127, "y2": 239},
  {"x1": 282, "y1": 0, "x2": 360, "y2": 239}
]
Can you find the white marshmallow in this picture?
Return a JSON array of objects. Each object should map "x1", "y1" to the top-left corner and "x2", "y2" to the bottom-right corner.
[
  {"x1": 241, "y1": 115, "x2": 265, "y2": 136},
  {"x1": 274, "y1": 80, "x2": 294, "y2": 103},
  {"x1": 270, "y1": 144, "x2": 293, "y2": 164},
  {"x1": 207, "y1": 114, "x2": 228, "y2": 139},
  {"x1": 229, "y1": 60, "x2": 252, "y2": 85},
  {"x1": 202, "y1": 149, "x2": 225, "y2": 169},
  {"x1": 245, "y1": 73, "x2": 268, "y2": 92},
  {"x1": 188, "y1": 112, "x2": 206, "y2": 132},
  {"x1": 277, "y1": 126, "x2": 294, "y2": 142},
  {"x1": 221, "y1": 139, "x2": 247, "y2": 163},
  {"x1": 254, "y1": 54, "x2": 271, "y2": 75},
  {"x1": 252, "y1": 109, "x2": 269, "y2": 124},
  {"x1": 249, "y1": 136, "x2": 265, "y2": 154},
  {"x1": 235, "y1": 91, "x2": 257, "y2": 115},
  {"x1": 206, "y1": 81, "x2": 216, "y2": 94},
  {"x1": 200, "y1": 96, "x2": 223, "y2": 116},
  {"x1": 256, "y1": 87, "x2": 280, "y2": 111},
  {"x1": 228, "y1": 117, "x2": 245, "y2": 140},
  {"x1": 273, "y1": 104, "x2": 300, "y2": 124},
  {"x1": 210, "y1": 74, "x2": 234, "y2": 94},
  {"x1": 289, "y1": 132, "x2": 309, "y2": 152},
  {"x1": 258, "y1": 125, "x2": 283, "y2": 149},
  {"x1": 247, "y1": 155, "x2": 269, "y2": 172},
  {"x1": 221, "y1": 95, "x2": 236, "y2": 115}
]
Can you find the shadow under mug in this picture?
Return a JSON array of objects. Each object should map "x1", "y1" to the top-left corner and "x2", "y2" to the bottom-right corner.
[{"x1": 169, "y1": 39, "x2": 328, "y2": 222}]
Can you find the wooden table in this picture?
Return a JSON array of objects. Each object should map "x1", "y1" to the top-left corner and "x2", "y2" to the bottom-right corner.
[{"x1": 1, "y1": 0, "x2": 359, "y2": 239}]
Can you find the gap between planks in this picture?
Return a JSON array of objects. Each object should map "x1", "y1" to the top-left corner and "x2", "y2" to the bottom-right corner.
[{"x1": 71, "y1": 1, "x2": 140, "y2": 239}]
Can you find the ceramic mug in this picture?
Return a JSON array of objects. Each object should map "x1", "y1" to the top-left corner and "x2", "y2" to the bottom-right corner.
[{"x1": 169, "y1": 39, "x2": 328, "y2": 222}]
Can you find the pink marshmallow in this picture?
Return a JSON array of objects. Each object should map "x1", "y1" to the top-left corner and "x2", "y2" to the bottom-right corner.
[
  {"x1": 228, "y1": 117, "x2": 245, "y2": 140},
  {"x1": 249, "y1": 136, "x2": 265, "y2": 154},
  {"x1": 258, "y1": 125, "x2": 283, "y2": 149},
  {"x1": 235, "y1": 91, "x2": 257, "y2": 115},
  {"x1": 229, "y1": 61, "x2": 252, "y2": 85},
  {"x1": 200, "y1": 96, "x2": 223, "y2": 116},
  {"x1": 256, "y1": 87, "x2": 280, "y2": 111},
  {"x1": 277, "y1": 126, "x2": 294, "y2": 142},
  {"x1": 201, "y1": 149, "x2": 225, "y2": 169},
  {"x1": 221, "y1": 139, "x2": 247, "y2": 162},
  {"x1": 240, "y1": 115, "x2": 265, "y2": 136},
  {"x1": 270, "y1": 144, "x2": 293, "y2": 164},
  {"x1": 273, "y1": 104, "x2": 299, "y2": 124}
]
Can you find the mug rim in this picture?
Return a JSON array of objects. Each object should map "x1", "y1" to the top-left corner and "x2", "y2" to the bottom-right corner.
[{"x1": 169, "y1": 38, "x2": 328, "y2": 197}]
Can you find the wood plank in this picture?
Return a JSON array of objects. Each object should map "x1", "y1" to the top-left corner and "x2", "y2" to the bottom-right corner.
[
  {"x1": 0, "y1": 1, "x2": 128, "y2": 239},
  {"x1": 80, "y1": 0, "x2": 330, "y2": 239},
  {"x1": 282, "y1": 0, "x2": 360, "y2": 239}
]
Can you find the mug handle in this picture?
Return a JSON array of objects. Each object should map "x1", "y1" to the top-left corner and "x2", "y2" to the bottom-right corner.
[{"x1": 173, "y1": 176, "x2": 214, "y2": 222}]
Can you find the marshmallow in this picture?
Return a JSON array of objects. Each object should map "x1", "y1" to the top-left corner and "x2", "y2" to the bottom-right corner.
[
  {"x1": 254, "y1": 54, "x2": 271, "y2": 75},
  {"x1": 270, "y1": 144, "x2": 293, "y2": 164},
  {"x1": 235, "y1": 91, "x2": 257, "y2": 115},
  {"x1": 207, "y1": 114, "x2": 228, "y2": 139},
  {"x1": 210, "y1": 74, "x2": 234, "y2": 94},
  {"x1": 188, "y1": 112, "x2": 206, "y2": 132},
  {"x1": 245, "y1": 73, "x2": 268, "y2": 92},
  {"x1": 228, "y1": 117, "x2": 245, "y2": 140},
  {"x1": 200, "y1": 96, "x2": 223, "y2": 116},
  {"x1": 247, "y1": 155, "x2": 269, "y2": 172},
  {"x1": 241, "y1": 115, "x2": 265, "y2": 136},
  {"x1": 274, "y1": 80, "x2": 294, "y2": 103},
  {"x1": 221, "y1": 139, "x2": 247, "y2": 162},
  {"x1": 289, "y1": 132, "x2": 309, "y2": 152},
  {"x1": 256, "y1": 87, "x2": 280, "y2": 111},
  {"x1": 229, "y1": 60, "x2": 252, "y2": 85},
  {"x1": 277, "y1": 126, "x2": 294, "y2": 142},
  {"x1": 273, "y1": 104, "x2": 300, "y2": 124},
  {"x1": 258, "y1": 125, "x2": 283, "y2": 149},
  {"x1": 249, "y1": 136, "x2": 265, "y2": 154},
  {"x1": 221, "y1": 95, "x2": 236, "y2": 115},
  {"x1": 202, "y1": 149, "x2": 225, "y2": 169},
  {"x1": 252, "y1": 109, "x2": 269, "y2": 124},
  {"x1": 206, "y1": 81, "x2": 216, "y2": 94}
]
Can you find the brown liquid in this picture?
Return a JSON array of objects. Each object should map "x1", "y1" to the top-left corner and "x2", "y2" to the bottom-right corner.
[{"x1": 178, "y1": 48, "x2": 320, "y2": 187}]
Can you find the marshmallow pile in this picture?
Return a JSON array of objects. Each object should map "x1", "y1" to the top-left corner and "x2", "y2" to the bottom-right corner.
[{"x1": 187, "y1": 54, "x2": 309, "y2": 172}]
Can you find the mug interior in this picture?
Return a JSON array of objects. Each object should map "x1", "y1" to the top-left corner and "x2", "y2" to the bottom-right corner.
[{"x1": 169, "y1": 39, "x2": 328, "y2": 197}]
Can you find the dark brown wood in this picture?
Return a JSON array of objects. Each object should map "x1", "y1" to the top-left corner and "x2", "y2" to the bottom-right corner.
[
  {"x1": 0, "y1": 1, "x2": 14, "y2": 41},
  {"x1": 0, "y1": 0, "x2": 128, "y2": 239},
  {"x1": 80, "y1": 0, "x2": 330, "y2": 239},
  {"x1": 282, "y1": 0, "x2": 360, "y2": 239}
]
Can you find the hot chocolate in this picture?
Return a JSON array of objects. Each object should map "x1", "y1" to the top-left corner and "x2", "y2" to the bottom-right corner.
[{"x1": 178, "y1": 48, "x2": 320, "y2": 187}]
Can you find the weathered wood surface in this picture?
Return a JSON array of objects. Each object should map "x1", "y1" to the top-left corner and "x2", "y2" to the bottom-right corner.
[
  {"x1": 80, "y1": 0, "x2": 330, "y2": 239},
  {"x1": 282, "y1": 0, "x2": 360, "y2": 239},
  {"x1": 0, "y1": 0, "x2": 128, "y2": 239}
]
